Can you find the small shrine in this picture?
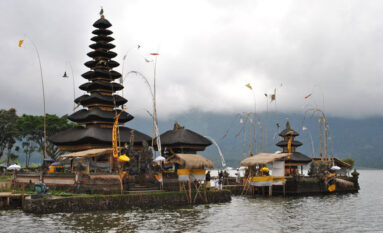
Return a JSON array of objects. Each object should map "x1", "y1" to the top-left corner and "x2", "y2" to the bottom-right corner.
[
  {"x1": 158, "y1": 122, "x2": 212, "y2": 155},
  {"x1": 276, "y1": 120, "x2": 312, "y2": 175}
]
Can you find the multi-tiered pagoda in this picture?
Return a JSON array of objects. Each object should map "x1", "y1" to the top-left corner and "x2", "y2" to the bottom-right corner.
[
  {"x1": 276, "y1": 120, "x2": 311, "y2": 175},
  {"x1": 50, "y1": 12, "x2": 150, "y2": 151}
]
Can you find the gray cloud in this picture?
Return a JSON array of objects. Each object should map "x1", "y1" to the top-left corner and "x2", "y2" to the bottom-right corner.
[{"x1": 1, "y1": 0, "x2": 382, "y2": 120}]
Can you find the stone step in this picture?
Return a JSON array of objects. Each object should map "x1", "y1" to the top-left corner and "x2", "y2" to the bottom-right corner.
[{"x1": 125, "y1": 189, "x2": 163, "y2": 194}]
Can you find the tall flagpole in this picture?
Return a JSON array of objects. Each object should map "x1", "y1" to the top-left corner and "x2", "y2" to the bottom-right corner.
[{"x1": 21, "y1": 37, "x2": 47, "y2": 159}]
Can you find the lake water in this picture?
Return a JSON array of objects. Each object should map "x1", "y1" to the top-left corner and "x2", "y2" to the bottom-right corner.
[{"x1": 1, "y1": 170, "x2": 382, "y2": 233}]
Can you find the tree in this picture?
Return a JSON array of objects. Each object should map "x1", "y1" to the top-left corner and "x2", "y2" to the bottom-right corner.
[
  {"x1": 341, "y1": 158, "x2": 354, "y2": 169},
  {"x1": 16, "y1": 114, "x2": 75, "y2": 160},
  {"x1": 22, "y1": 141, "x2": 37, "y2": 168},
  {"x1": 0, "y1": 108, "x2": 19, "y2": 163}
]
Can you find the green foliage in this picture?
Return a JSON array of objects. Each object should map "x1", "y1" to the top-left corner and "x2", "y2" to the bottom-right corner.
[
  {"x1": 341, "y1": 158, "x2": 354, "y2": 168},
  {"x1": 16, "y1": 113, "x2": 76, "y2": 160},
  {"x1": 0, "y1": 108, "x2": 19, "y2": 163}
]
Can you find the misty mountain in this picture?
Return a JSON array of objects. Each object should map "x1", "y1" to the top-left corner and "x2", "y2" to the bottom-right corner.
[
  {"x1": 128, "y1": 111, "x2": 383, "y2": 169},
  {"x1": 18, "y1": 111, "x2": 383, "y2": 169}
]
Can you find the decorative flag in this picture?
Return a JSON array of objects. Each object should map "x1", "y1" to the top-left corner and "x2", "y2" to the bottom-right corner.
[
  {"x1": 150, "y1": 53, "x2": 159, "y2": 56},
  {"x1": 257, "y1": 121, "x2": 261, "y2": 125},
  {"x1": 245, "y1": 83, "x2": 252, "y2": 90},
  {"x1": 305, "y1": 93, "x2": 312, "y2": 99},
  {"x1": 271, "y1": 88, "x2": 276, "y2": 102},
  {"x1": 18, "y1": 40, "x2": 24, "y2": 47}
]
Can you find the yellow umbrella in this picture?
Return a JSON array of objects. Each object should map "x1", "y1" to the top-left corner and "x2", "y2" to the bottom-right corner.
[{"x1": 118, "y1": 154, "x2": 130, "y2": 162}]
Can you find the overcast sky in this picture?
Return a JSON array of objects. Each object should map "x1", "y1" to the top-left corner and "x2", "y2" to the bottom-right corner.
[{"x1": 1, "y1": 0, "x2": 382, "y2": 120}]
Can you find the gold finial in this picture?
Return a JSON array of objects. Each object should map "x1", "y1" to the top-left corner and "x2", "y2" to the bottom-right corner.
[
  {"x1": 286, "y1": 119, "x2": 291, "y2": 129},
  {"x1": 100, "y1": 7, "x2": 104, "y2": 18},
  {"x1": 173, "y1": 121, "x2": 184, "y2": 131}
]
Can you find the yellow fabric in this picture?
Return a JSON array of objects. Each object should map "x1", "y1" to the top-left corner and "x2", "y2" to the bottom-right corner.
[
  {"x1": 48, "y1": 166, "x2": 54, "y2": 173},
  {"x1": 328, "y1": 184, "x2": 336, "y2": 192},
  {"x1": 191, "y1": 169, "x2": 206, "y2": 175},
  {"x1": 112, "y1": 108, "x2": 129, "y2": 158},
  {"x1": 260, "y1": 167, "x2": 269, "y2": 172},
  {"x1": 177, "y1": 169, "x2": 190, "y2": 175},
  {"x1": 250, "y1": 176, "x2": 285, "y2": 182},
  {"x1": 118, "y1": 154, "x2": 130, "y2": 162},
  {"x1": 288, "y1": 136, "x2": 293, "y2": 154},
  {"x1": 245, "y1": 83, "x2": 252, "y2": 90},
  {"x1": 18, "y1": 40, "x2": 24, "y2": 47},
  {"x1": 251, "y1": 176, "x2": 273, "y2": 182}
]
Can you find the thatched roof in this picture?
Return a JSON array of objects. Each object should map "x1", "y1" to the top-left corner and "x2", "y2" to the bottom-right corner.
[
  {"x1": 166, "y1": 153, "x2": 214, "y2": 169},
  {"x1": 312, "y1": 157, "x2": 352, "y2": 168},
  {"x1": 286, "y1": 152, "x2": 312, "y2": 163},
  {"x1": 279, "y1": 120, "x2": 299, "y2": 137},
  {"x1": 240, "y1": 153, "x2": 290, "y2": 166},
  {"x1": 157, "y1": 122, "x2": 212, "y2": 147},
  {"x1": 58, "y1": 148, "x2": 112, "y2": 160},
  {"x1": 49, "y1": 126, "x2": 151, "y2": 146}
]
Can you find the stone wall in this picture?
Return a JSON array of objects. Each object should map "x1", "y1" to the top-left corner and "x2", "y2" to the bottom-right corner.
[{"x1": 23, "y1": 190, "x2": 231, "y2": 214}]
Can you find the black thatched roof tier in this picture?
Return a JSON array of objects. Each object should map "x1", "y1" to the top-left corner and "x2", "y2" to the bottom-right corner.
[
  {"x1": 93, "y1": 18, "x2": 112, "y2": 28},
  {"x1": 74, "y1": 93, "x2": 127, "y2": 106},
  {"x1": 81, "y1": 69, "x2": 121, "y2": 80},
  {"x1": 68, "y1": 108, "x2": 133, "y2": 123},
  {"x1": 87, "y1": 50, "x2": 117, "y2": 59},
  {"x1": 84, "y1": 60, "x2": 119, "y2": 69},
  {"x1": 284, "y1": 152, "x2": 312, "y2": 164},
  {"x1": 92, "y1": 29, "x2": 112, "y2": 35},
  {"x1": 49, "y1": 126, "x2": 151, "y2": 146},
  {"x1": 279, "y1": 128, "x2": 299, "y2": 137},
  {"x1": 276, "y1": 140, "x2": 303, "y2": 148},
  {"x1": 157, "y1": 123, "x2": 212, "y2": 147},
  {"x1": 89, "y1": 43, "x2": 115, "y2": 50},
  {"x1": 91, "y1": 35, "x2": 114, "y2": 43},
  {"x1": 279, "y1": 120, "x2": 299, "y2": 137},
  {"x1": 79, "y1": 81, "x2": 123, "y2": 92}
]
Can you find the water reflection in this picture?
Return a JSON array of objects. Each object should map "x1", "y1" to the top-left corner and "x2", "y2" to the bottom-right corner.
[{"x1": 0, "y1": 170, "x2": 382, "y2": 233}]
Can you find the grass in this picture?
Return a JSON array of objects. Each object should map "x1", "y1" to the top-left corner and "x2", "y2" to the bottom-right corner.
[{"x1": 0, "y1": 176, "x2": 12, "y2": 182}]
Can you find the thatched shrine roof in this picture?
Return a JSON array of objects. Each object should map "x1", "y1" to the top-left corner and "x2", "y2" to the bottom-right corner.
[
  {"x1": 87, "y1": 50, "x2": 117, "y2": 59},
  {"x1": 79, "y1": 81, "x2": 123, "y2": 92},
  {"x1": 84, "y1": 60, "x2": 119, "y2": 69},
  {"x1": 157, "y1": 122, "x2": 212, "y2": 147},
  {"x1": 74, "y1": 93, "x2": 127, "y2": 106},
  {"x1": 279, "y1": 120, "x2": 299, "y2": 137},
  {"x1": 68, "y1": 108, "x2": 133, "y2": 123},
  {"x1": 81, "y1": 69, "x2": 121, "y2": 80},
  {"x1": 285, "y1": 152, "x2": 312, "y2": 164},
  {"x1": 166, "y1": 153, "x2": 214, "y2": 169},
  {"x1": 92, "y1": 29, "x2": 113, "y2": 35},
  {"x1": 312, "y1": 157, "x2": 352, "y2": 168},
  {"x1": 276, "y1": 140, "x2": 303, "y2": 147},
  {"x1": 93, "y1": 18, "x2": 112, "y2": 28},
  {"x1": 89, "y1": 42, "x2": 115, "y2": 50},
  {"x1": 58, "y1": 148, "x2": 112, "y2": 160},
  {"x1": 49, "y1": 126, "x2": 151, "y2": 146},
  {"x1": 240, "y1": 153, "x2": 291, "y2": 166}
]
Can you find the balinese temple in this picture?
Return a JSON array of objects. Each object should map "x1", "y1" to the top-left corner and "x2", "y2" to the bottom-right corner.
[
  {"x1": 276, "y1": 120, "x2": 312, "y2": 175},
  {"x1": 158, "y1": 122, "x2": 212, "y2": 155},
  {"x1": 50, "y1": 12, "x2": 151, "y2": 151}
]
